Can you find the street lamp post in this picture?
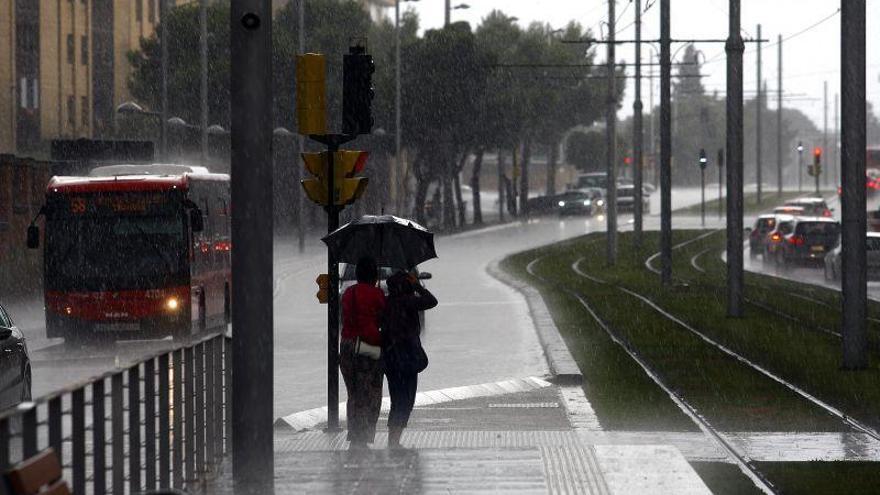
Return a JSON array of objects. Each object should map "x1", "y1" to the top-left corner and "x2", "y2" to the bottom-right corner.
[
  {"x1": 797, "y1": 141, "x2": 804, "y2": 192},
  {"x1": 446, "y1": 2, "x2": 469, "y2": 26}
]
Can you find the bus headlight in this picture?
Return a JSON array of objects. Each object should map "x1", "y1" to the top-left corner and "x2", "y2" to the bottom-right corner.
[
  {"x1": 165, "y1": 297, "x2": 180, "y2": 311},
  {"x1": 558, "y1": 201, "x2": 566, "y2": 207}
]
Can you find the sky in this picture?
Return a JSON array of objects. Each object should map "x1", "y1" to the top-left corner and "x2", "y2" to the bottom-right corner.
[{"x1": 391, "y1": 0, "x2": 880, "y2": 133}]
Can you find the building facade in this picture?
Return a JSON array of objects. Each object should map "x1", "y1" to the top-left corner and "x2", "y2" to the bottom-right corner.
[{"x1": 0, "y1": 0, "x2": 187, "y2": 156}]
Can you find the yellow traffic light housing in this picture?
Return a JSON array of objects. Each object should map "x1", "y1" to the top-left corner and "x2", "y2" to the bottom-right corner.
[
  {"x1": 316, "y1": 273, "x2": 329, "y2": 304},
  {"x1": 301, "y1": 152, "x2": 330, "y2": 205},
  {"x1": 296, "y1": 53, "x2": 327, "y2": 136},
  {"x1": 300, "y1": 151, "x2": 369, "y2": 206}
]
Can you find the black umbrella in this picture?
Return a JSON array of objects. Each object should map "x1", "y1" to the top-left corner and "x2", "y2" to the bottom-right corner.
[{"x1": 322, "y1": 215, "x2": 437, "y2": 269}]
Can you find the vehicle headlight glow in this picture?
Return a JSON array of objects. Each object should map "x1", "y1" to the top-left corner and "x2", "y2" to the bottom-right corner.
[
  {"x1": 597, "y1": 199, "x2": 605, "y2": 206},
  {"x1": 558, "y1": 201, "x2": 566, "y2": 207},
  {"x1": 583, "y1": 200, "x2": 591, "y2": 206},
  {"x1": 165, "y1": 297, "x2": 180, "y2": 311}
]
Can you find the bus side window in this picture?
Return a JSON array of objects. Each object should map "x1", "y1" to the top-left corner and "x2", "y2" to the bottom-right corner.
[{"x1": 202, "y1": 198, "x2": 213, "y2": 267}]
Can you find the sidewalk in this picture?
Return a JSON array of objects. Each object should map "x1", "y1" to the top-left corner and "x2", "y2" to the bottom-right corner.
[{"x1": 208, "y1": 381, "x2": 712, "y2": 494}]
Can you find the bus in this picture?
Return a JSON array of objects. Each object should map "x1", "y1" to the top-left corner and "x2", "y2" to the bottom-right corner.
[{"x1": 27, "y1": 164, "x2": 230, "y2": 342}]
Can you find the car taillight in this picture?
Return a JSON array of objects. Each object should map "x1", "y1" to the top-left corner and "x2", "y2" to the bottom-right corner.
[
  {"x1": 823, "y1": 210, "x2": 832, "y2": 217},
  {"x1": 787, "y1": 235, "x2": 805, "y2": 246},
  {"x1": 770, "y1": 233, "x2": 782, "y2": 242}
]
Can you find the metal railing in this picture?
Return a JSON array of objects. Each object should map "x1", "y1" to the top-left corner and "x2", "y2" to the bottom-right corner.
[{"x1": 0, "y1": 332, "x2": 231, "y2": 495}]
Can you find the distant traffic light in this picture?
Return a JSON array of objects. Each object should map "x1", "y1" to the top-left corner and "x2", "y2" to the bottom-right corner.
[
  {"x1": 342, "y1": 45, "x2": 375, "y2": 135},
  {"x1": 812, "y1": 147, "x2": 823, "y2": 177},
  {"x1": 698, "y1": 149, "x2": 708, "y2": 170},
  {"x1": 717, "y1": 149, "x2": 724, "y2": 168},
  {"x1": 316, "y1": 274, "x2": 329, "y2": 304},
  {"x1": 295, "y1": 53, "x2": 328, "y2": 135}
]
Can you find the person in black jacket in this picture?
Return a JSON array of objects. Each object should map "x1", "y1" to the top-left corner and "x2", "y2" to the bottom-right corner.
[{"x1": 383, "y1": 271, "x2": 438, "y2": 449}]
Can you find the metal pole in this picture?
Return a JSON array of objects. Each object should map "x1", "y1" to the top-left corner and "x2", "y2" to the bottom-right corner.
[
  {"x1": 755, "y1": 24, "x2": 762, "y2": 204},
  {"x1": 160, "y1": 0, "x2": 168, "y2": 160},
  {"x1": 824, "y1": 80, "x2": 829, "y2": 189},
  {"x1": 718, "y1": 149, "x2": 723, "y2": 218},
  {"x1": 633, "y1": 0, "x2": 644, "y2": 249},
  {"x1": 650, "y1": 52, "x2": 657, "y2": 188},
  {"x1": 444, "y1": 0, "x2": 450, "y2": 26},
  {"x1": 231, "y1": 0, "x2": 274, "y2": 487},
  {"x1": 326, "y1": 146, "x2": 341, "y2": 430},
  {"x1": 200, "y1": 0, "x2": 208, "y2": 165},
  {"x1": 777, "y1": 34, "x2": 783, "y2": 196},
  {"x1": 606, "y1": 0, "x2": 617, "y2": 265},
  {"x1": 726, "y1": 0, "x2": 745, "y2": 316},
  {"x1": 835, "y1": 92, "x2": 839, "y2": 185},
  {"x1": 660, "y1": 0, "x2": 672, "y2": 284},
  {"x1": 701, "y1": 167, "x2": 705, "y2": 226},
  {"x1": 296, "y1": 0, "x2": 305, "y2": 253},
  {"x1": 841, "y1": 0, "x2": 866, "y2": 369},
  {"x1": 798, "y1": 144, "x2": 803, "y2": 192},
  {"x1": 395, "y1": 0, "x2": 402, "y2": 217}
]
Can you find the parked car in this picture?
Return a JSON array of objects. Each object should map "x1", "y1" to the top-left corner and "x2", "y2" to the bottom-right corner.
[
  {"x1": 783, "y1": 197, "x2": 833, "y2": 217},
  {"x1": 0, "y1": 303, "x2": 31, "y2": 410},
  {"x1": 762, "y1": 215, "x2": 796, "y2": 261},
  {"x1": 749, "y1": 214, "x2": 779, "y2": 259},
  {"x1": 773, "y1": 217, "x2": 841, "y2": 268},
  {"x1": 773, "y1": 205, "x2": 805, "y2": 216},
  {"x1": 824, "y1": 232, "x2": 880, "y2": 282},
  {"x1": 557, "y1": 191, "x2": 600, "y2": 216}
]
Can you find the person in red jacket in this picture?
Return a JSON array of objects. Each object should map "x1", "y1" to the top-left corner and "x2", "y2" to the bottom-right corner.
[{"x1": 340, "y1": 256, "x2": 386, "y2": 449}]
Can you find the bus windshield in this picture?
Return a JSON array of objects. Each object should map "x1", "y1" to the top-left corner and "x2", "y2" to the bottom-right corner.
[{"x1": 46, "y1": 214, "x2": 186, "y2": 292}]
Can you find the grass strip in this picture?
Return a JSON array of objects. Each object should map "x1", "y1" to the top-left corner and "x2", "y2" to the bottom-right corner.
[{"x1": 674, "y1": 191, "x2": 805, "y2": 216}]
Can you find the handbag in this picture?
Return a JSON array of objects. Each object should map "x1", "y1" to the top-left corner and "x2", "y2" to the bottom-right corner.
[
  {"x1": 349, "y1": 286, "x2": 381, "y2": 360},
  {"x1": 386, "y1": 338, "x2": 428, "y2": 374}
]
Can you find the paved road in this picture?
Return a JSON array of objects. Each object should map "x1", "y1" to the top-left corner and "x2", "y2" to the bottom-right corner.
[{"x1": 4, "y1": 187, "x2": 713, "y2": 410}]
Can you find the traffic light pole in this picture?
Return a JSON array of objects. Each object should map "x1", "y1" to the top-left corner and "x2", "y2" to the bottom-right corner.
[
  {"x1": 659, "y1": 0, "x2": 672, "y2": 285},
  {"x1": 726, "y1": 0, "x2": 745, "y2": 317},
  {"x1": 310, "y1": 133, "x2": 356, "y2": 431},
  {"x1": 701, "y1": 167, "x2": 706, "y2": 227}
]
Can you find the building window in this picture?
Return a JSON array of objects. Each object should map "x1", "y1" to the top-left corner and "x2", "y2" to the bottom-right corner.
[
  {"x1": 136, "y1": 0, "x2": 142, "y2": 22},
  {"x1": 19, "y1": 78, "x2": 26, "y2": 109},
  {"x1": 30, "y1": 79, "x2": 38, "y2": 110},
  {"x1": 67, "y1": 96, "x2": 76, "y2": 128},
  {"x1": 80, "y1": 35, "x2": 88, "y2": 64},
  {"x1": 66, "y1": 34, "x2": 74, "y2": 64},
  {"x1": 81, "y1": 96, "x2": 89, "y2": 128}
]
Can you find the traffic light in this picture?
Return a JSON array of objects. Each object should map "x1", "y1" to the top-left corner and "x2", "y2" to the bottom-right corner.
[
  {"x1": 342, "y1": 46, "x2": 375, "y2": 135},
  {"x1": 300, "y1": 151, "x2": 370, "y2": 206},
  {"x1": 296, "y1": 53, "x2": 327, "y2": 135},
  {"x1": 808, "y1": 164, "x2": 816, "y2": 177},
  {"x1": 699, "y1": 149, "x2": 708, "y2": 170},
  {"x1": 813, "y1": 147, "x2": 822, "y2": 177},
  {"x1": 316, "y1": 274, "x2": 329, "y2": 304},
  {"x1": 717, "y1": 149, "x2": 724, "y2": 168}
]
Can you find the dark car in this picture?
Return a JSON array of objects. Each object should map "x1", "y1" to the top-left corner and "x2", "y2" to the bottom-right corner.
[
  {"x1": 774, "y1": 217, "x2": 841, "y2": 268},
  {"x1": 557, "y1": 191, "x2": 601, "y2": 216},
  {"x1": 0, "y1": 304, "x2": 32, "y2": 410},
  {"x1": 616, "y1": 184, "x2": 651, "y2": 213},
  {"x1": 783, "y1": 197, "x2": 833, "y2": 217},
  {"x1": 825, "y1": 232, "x2": 880, "y2": 282},
  {"x1": 749, "y1": 214, "x2": 778, "y2": 259}
]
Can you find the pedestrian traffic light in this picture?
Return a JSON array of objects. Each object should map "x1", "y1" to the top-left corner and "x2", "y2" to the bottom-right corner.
[
  {"x1": 300, "y1": 151, "x2": 369, "y2": 206},
  {"x1": 699, "y1": 149, "x2": 708, "y2": 170},
  {"x1": 342, "y1": 45, "x2": 375, "y2": 135},
  {"x1": 717, "y1": 149, "x2": 724, "y2": 168},
  {"x1": 316, "y1": 274, "x2": 329, "y2": 304},
  {"x1": 296, "y1": 53, "x2": 328, "y2": 136}
]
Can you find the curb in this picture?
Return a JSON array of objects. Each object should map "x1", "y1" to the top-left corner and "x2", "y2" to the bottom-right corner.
[{"x1": 486, "y1": 259, "x2": 583, "y2": 385}]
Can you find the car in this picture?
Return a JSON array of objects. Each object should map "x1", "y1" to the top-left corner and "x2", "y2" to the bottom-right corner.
[
  {"x1": 748, "y1": 214, "x2": 779, "y2": 259},
  {"x1": 773, "y1": 205, "x2": 805, "y2": 216},
  {"x1": 783, "y1": 197, "x2": 833, "y2": 217},
  {"x1": 0, "y1": 303, "x2": 31, "y2": 411},
  {"x1": 824, "y1": 232, "x2": 880, "y2": 282},
  {"x1": 340, "y1": 264, "x2": 433, "y2": 329},
  {"x1": 773, "y1": 217, "x2": 841, "y2": 268},
  {"x1": 573, "y1": 172, "x2": 608, "y2": 191},
  {"x1": 557, "y1": 191, "x2": 600, "y2": 216},
  {"x1": 762, "y1": 215, "x2": 796, "y2": 261},
  {"x1": 615, "y1": 183, "x2": 651, "y2": 213}
]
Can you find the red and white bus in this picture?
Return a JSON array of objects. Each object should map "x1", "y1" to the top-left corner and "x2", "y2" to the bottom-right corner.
[{"x1": 28, "y1": 164, "x2": 230, "y2": 342}]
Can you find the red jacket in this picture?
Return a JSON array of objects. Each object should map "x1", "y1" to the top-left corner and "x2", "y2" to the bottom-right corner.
[{"x1": 341, "y1": 283, "x2": 386, "y2": 346}]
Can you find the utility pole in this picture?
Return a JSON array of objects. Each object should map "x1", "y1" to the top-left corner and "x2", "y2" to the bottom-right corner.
[
  {"x1": 606, "y1": 0, "x2": 618, "y2": 265},
  {"x1": 718, "y1": 148, "x2": 724, "y2": 218},
  {"x1": 296, "y1": 0, "x2": 305, "y2": 253},
  {"x1": 834, "y1": 93, "x2": 839, "y2": 185},
  {"x1": 444, "y1": 0, "x2": 450, "y2": 26},
  {"x1": 755, "y1": 24, "x2": 762, "y2": 204},
  {"x1": 231, "y1": 0, "x2": 274, "y2": 488},
  {"x1": 823, "y1": 80, "x2": 829, "y2": 189},
  {"x1": 633, "y1": 0, "x2": 644, "y2": 249},
  {"x1": 726, "y1": 0, "x2": 745, "y2": 317},
  {"x1": 841, "y1": 0, "x2": 867, "y2": 369},
  {"x1": 395, "y1": 0, "x2": 402, "y2": 217},
  {"x1": 776, "y1": 34, "x2": 783, "y2": 196},
  {"x1": 660, "y1": 0, "x2": 672, "y2": 284},
  {"x1": 200, "y1": 0, "x2": 208, "y2": 165},
  {"x1": 650, "y1": 52, "x2": 657, "y2": 188},
  {"x1": 797, "y1": 141, "x2": 804, "y2": 192},
  {"x1": 160, "y1": 0, "x2": 168, "y2": 160}
]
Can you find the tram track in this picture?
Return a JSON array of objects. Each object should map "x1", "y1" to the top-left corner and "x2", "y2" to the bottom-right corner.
[{"x1": 526, "y1": 255, "x2": 778, "y2": 494}]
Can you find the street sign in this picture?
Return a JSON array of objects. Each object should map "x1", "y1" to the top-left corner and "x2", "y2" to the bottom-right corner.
[
  {"x1": 300, "y1": 151, "x2": 370, "y2": 206},
  {"x1": 316, "y1": 273, "x2": 329, "y2": 304}
]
